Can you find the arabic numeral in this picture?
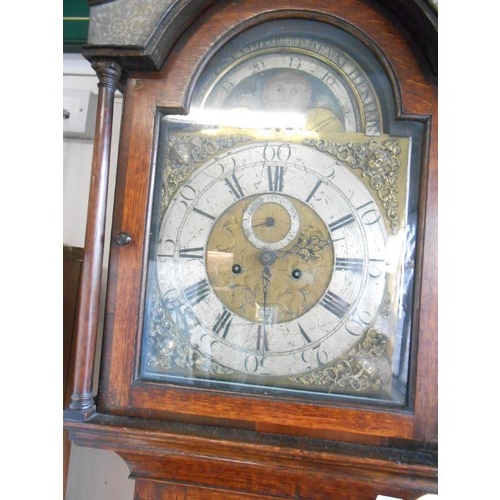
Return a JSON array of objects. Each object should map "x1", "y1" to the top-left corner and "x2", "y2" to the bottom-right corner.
[
  {"x1": 313, "y1": 344, "x2": 329, "y2": 366},
  {"x1": 224, "y1": 172, "x2": 245, "y2": 200},
  {"x1": 244, "y1": 355, "x2": 259, "y2": 373},
  {"x1": 345, "y1": 309, "x2": 372, "y2": 336},
  {"x1": 263, "y1": 143, "x2": 291, "y2": 162},
  {"x1": 357, "y1": 201, "x2": 381, "y2": 225}
]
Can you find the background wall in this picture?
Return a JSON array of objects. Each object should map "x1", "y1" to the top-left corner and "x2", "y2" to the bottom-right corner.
[{"x1": 63, "y1": 53, "x2": 134, "y2": 500}]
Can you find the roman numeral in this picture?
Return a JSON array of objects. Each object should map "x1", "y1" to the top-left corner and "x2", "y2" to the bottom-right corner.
[
  {"x1": 335, "y1": 257, "x2": 364, "y2": 273},
  {"x1": 298, "y1": 323, "x2": 312, "y2": 344},
  {"x1": 329, "y1": 202, "x2": 381, "y2": 233},
  {"x1": 257, "y1": 325, "x2": 270, "y2": 352},
  {"x1": 184, "y1": 279, "x2": 210, "y2": 306},
  {"x1": 225, "y1": 173, "x2": 245, "y2": 199},
  {"x1": 178, "y1": 247, "x2": 204, "y2": 260},
  {"x1": 305, "y1": 180, "x2": 322, "y2": 203},
  {"x1": 212, "y1": 309, "x2": 233, "y2": 338},
  {"x1": 267, "y1": 165, "x2": 285, "y2": 192},
  {"x1": 320, "y1": 290, "x2": 350, "y2": 318},
  {"x1": 192, "y1": 207, "x2": 215, "y2": 221},
  {"x1": 328, "y1": 214, "x2": 355, "y2": 233}
]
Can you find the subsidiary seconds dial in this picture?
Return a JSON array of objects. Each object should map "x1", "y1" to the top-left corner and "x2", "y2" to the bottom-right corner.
[
  {"x1": 242, "y1": 193, "x2": 300, "y2": 251},
  {"x1": 156, "y1": 140, "x2": 388, "y2": 377}
]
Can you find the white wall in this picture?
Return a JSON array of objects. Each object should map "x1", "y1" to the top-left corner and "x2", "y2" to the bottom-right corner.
[{"x1": 63, "y1": 53, "x2": 134, "y2": 500}]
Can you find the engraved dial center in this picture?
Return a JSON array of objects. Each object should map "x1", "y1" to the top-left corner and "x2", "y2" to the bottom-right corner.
[{"x1": 206, "y1": 193, "x2": 334, "y2": 324}]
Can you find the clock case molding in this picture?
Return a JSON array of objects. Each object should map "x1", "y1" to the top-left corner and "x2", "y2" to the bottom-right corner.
[{"x1": 64, "y1": 1, "x2": 437, "y2": 498}]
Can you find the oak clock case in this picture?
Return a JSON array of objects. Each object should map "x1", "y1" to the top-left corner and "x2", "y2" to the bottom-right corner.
[
  {"x1": 139, "y1": 20, "x2": 422, "y2": 406},
  {"x1": 64, "y1": 2, "x2": 437, "y2": 498}
]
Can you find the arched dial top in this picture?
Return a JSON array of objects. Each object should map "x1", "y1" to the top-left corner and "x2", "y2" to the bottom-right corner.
[{"x1": 196, "y1": 21, "x2": 384, "y2": 135}]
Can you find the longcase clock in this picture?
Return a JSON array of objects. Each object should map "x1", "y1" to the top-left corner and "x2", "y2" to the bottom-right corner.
[{"x1": 64, "y1": 1, "x2": 438, "y2": 498}]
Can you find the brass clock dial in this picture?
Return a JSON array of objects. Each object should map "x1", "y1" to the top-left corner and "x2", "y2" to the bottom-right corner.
[
  {"x1": 149, "y1": 135, "x2": 402, "y2": 383},
  {"x1": 141, "y1": 21, "x2": 412, "y2": 401},
  {"x1": 65, "y1": 4, "x2": 437, "y2": 498}
]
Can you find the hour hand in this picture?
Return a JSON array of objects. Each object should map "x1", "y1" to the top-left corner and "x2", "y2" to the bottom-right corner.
[{"x1": 278, "y1": 233, "x2": 332, "y2": 261}]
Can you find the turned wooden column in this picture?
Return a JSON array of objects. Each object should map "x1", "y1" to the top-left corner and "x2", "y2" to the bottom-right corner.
[{"x1": 67, "y1": 59, "x2": 121, "y2": 418}]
